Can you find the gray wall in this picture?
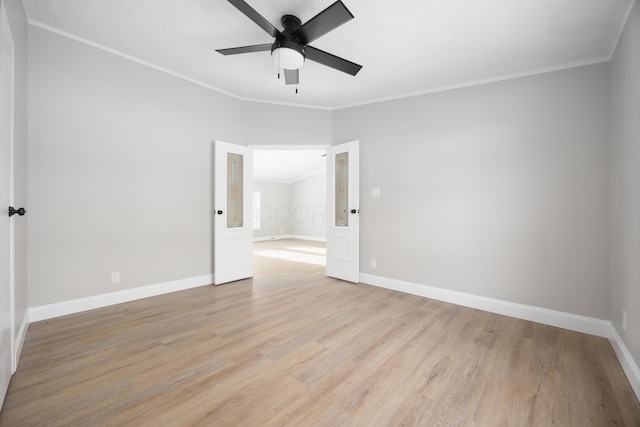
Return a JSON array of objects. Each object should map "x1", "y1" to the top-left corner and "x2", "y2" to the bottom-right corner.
[
  {"x1": 3, "y1": 0, "x2": 28, "y2": 337},
  {"x1": 334, "y1": 63, "x2": 610, "y2": 320},
  {"x1": 253, "y1": 180, "x2": 291, "y2": 238},
  {"x1": 242, "y1": 101, "x2": 332, "y2": 147},
  {"x1": 291, "y1": 171, "x2": 326, "y2": 238},
  {"x1": 27, "y1": 26, "x2": 332, "y2": 306},
  {"x1": 610, "y1": 1, "x2": 640, "y2": 368},
  {"x1": 23, "y1": 19, "x2": 626, "y2": 344}
]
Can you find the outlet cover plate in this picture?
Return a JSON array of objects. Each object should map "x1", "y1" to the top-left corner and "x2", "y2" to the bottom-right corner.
[{"x1": 111, "y1": 272, "x2": 120, "y2": 284}]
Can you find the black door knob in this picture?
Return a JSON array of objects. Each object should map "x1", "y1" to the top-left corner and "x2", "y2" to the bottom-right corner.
[
  {"x1": 217, "y1": 210, "x2": 223, "y2": 215},
  {"x1": 350, "y1": 209, "x2": 357, "y2": 214},
  {"x1": 8, "y1": 207, "x2": 26, "y2": 217}
]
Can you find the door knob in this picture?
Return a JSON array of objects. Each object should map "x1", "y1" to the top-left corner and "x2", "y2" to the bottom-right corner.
[
  {"x1": 8, "y1": 207, "x2": 26, "y2": 217},
  {"x1": 350, "y1": 209, "x2": 357, "y2": 214},
  {"x1": 217, "y1": 210, "x2": 223, "y2": 215}
]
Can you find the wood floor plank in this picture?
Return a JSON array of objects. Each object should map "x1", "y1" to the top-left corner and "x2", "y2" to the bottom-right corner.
[{"x1": 1, "y1": 239, "x2": 638, "y2": 426}]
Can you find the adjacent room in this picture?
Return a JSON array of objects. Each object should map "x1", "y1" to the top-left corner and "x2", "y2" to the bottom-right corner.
[
  {"x1": 252, "y1": 148, "x2": 328, "y2": 270},
  {"x1": 1, "y1": 0, "x2": 639, "y2": 424},
  {"x1": 253, "y1": 148, "x2": 327, "y2": 243}
]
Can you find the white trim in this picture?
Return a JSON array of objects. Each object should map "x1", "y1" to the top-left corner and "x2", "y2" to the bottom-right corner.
[
  {"x1": 254, "y1": 236, "x2": 285, "y2": 242},
  {"x1": 291, "y1": 168, "x2": 326, "y2": 184},
  {"x1": 254, "y1": 234, "x2": 326, "y2": 242},
  {"x1": 608, "y1": 0, "x2": 637, "y2": 61},
  {"x1": 27, "y1": 21, "x2": 331, "y2": 111},
  {"x1": 28, "y1": 17, "x2": 624, "y2": 112},
  {"x1": 333, "y1": 58, "x2": 610, "y2": 110},
  {"x1": 254, "y1": 177, "x2": 292, "y2": 185},
  {"x1": 360, "y1": 273, "x2": 610, "y2": 337},
  {"x1": 608, "y1": 323, "x2": 640, "y2": 401},
  {"x1": 239, "y1": 95, "x2": 332, "y2": 111},
  {"x1": 363, "y1": 273, "x2": 640, "y2": 399},
  {"x1": 28, "y1": 21, "x2": 239, "y2": 98},
  {"x1": 288, "y1": 234, "x2": 326, "y2": 242},
  {"x1": 249, "y1": 145, "x2": 330, "y2": 151},
  {"x1": 19, "y1": 268, "x2": 639, "y2": 401},
  {"x1": 28, "y1": 274, "x2": 214, "y2": 322},
  {"x1": 252, "y1": 145, "x2": 330, "y2": 184},
  {"x1": 254, "y1": 169, "x2": 326, "y2": 185}
]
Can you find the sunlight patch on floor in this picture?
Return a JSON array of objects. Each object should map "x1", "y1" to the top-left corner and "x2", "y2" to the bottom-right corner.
[{"x1": 254, "y1": 249, "x2": 326, "y2": 266}]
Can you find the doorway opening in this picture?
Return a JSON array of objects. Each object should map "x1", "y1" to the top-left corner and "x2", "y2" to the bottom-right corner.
[{"x1": 250, "y1": 145, "x2": 328, "y2": 271}]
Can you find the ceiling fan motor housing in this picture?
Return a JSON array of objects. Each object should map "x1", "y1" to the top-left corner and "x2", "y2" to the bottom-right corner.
[
  {"x1": 271, "y1": 14, "x2": 306, "y2": 68},
  {"x1": 271, "y1": 38, "x2": 305, "y2": 58},
  {"x1": 281, "y1": 15, "x2": 301, "y2": 32}
]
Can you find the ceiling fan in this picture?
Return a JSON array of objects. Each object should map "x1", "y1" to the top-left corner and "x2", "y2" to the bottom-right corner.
[{"x1": 216, "y1": 0, "x2": 362, "y2": 89}]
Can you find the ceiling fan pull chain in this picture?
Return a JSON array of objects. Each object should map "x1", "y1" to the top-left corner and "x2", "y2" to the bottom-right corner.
[{"x1": 277, "y1": 49, "x2": 281, "y2": 79}]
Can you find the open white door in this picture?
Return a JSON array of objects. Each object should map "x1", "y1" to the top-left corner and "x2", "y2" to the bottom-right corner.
[
  {"x1": 326, "y1": 140, "x2": 359, "y2": 282},
  {"x1": 0, "y1": 2, "x2": 15, "y2": 407},
  {"x1": 214, "y1": 141, "x2": 253, "y2": 285}
]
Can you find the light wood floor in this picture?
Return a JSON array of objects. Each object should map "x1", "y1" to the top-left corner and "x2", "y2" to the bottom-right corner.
[{"x1": 1, "y1": 239, "x2": 639, "y2": 426}]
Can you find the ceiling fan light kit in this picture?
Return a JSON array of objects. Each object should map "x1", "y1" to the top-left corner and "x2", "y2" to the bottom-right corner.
[
  {"x1": 216, "y1": 0, "x2": 362, "y2": 90},
  {"x1": 272, "y1": 39, "x2": 305, "y2": 70}
]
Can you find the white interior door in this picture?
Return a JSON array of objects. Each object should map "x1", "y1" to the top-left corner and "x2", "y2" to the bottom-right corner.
[
  {"x1": 214, "y1": 141, "x2": 253, "y2": 285},
  {"x1": 326, "y1": 140, "x2": 359, "y2": 282},
  {"x1": 0, "y1": 2, "x2": 15, "y2": 407}
]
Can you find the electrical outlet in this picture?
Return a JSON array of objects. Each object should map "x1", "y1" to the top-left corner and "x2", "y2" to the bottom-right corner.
[
  {"x1": 371, "y1": 258, "x2": 377, "y2": 268},
  {"x1": 111, "y1": 271, "x2": 120, "y2": 284},
  {"x1": 622, "y1": 309, "x2": 627, "y2": 331}
]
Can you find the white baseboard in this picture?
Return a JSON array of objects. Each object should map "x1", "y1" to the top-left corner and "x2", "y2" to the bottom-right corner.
[
  {"x1": 23, "y1": 268, "x2": 639, "y2": 402},
  {"x1": 360, "y1": 273, "x2": 610, "y2": 337},
  {"x1": 29, "y1": 274, "x2": 214, "y2": 322},
  {"x1": 288, "y1": 234, "x2": 326, "y2": 242},
  {"x1": 29, "y1": 272, "x2": 608, "y2": 336},
  {"x1": 607, "y1": 323, "x2": 640, "y2": 401},
  {"x1": 254, "y1": 235, "x2": 285, "y2": 242},
  {"x1": 254, "y1": 234, "x2": 326, "y2": 242},
  {"x1": 359, "y1": 273, "x2": 640, "y2": 399}
]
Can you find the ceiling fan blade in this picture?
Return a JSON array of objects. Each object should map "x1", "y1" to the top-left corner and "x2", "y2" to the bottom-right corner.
[
  {"x1": 284, "y1": 69, "x2": 299, "y2": 85},
  {"x1": 292, "y1": 0, "x2": 354, "y2": 45},
  {"x1": 305, "y1": 46, "x2": 362, "y2": 76},
  {"x1": 216, "y1": 43, "x2": 273, "y2": 55},
  {"x1": 227, "y1": 0, "x2": 282, "y2": 38}
]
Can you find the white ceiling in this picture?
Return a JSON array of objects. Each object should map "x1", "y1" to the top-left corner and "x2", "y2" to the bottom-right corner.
[
  {"x1": 253, "y1": 149, "x2": 326, "y2": 183},
  {"x1": 23, "y1": 0, "x2": 633, "y2": 109}
]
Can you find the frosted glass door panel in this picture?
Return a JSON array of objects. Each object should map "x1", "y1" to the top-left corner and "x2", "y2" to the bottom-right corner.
[
  {"x1": 335, "y1": 152, "x2": 349, "y2": 227},
  {"x1": 227, "y1": 153, "x2": 243, "y2": 228}
]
